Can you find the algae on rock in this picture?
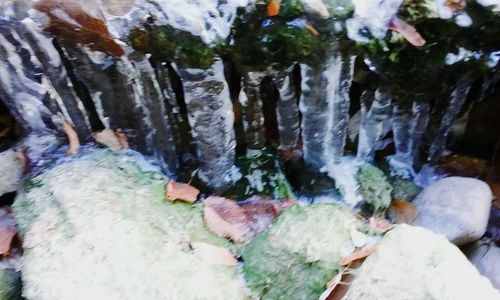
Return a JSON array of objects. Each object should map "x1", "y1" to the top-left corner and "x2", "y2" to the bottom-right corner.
[
  {"x1": 13, "y1": 149, "x2": 249, "y2": 300},
  {"x1": 242, "y1": 203, "x2": 369, "y2": 300},
  {"x1": 356, "y1": 164, "x2": 393, "y2": 211}
]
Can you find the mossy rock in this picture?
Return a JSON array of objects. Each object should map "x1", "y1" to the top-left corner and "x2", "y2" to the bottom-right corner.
[
  {"x1": 356, "y1": 164, "x2": 393, "y2": 212},
  {"x1": 13, "y1": 148, "x2": 248, "y2": 300},
  {"x1": 390, "y1": 176, "x2": 421, "y2": 202},
  {"x1": 242, "y1": 203, "x2": 367, "y2": 300}
]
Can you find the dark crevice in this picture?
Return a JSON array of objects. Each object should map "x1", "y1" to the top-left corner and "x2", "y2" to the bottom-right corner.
[{"x1": 52, "y1": 39, "x2": 105, "y2": 132}]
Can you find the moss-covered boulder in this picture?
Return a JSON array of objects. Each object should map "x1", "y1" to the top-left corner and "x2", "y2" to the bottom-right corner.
[
  {"x1": 356, "y1": 164, "x2": 393, "y2": 211},
  {"x1": 390, "y1": 176, "x2": 421, "y2": 201},
  {"x1": 0, "y1": 268, "x2": 21, "y2": 300},
  {"x1": 13, "y1": 149, "x2": 249, "y2": 300},
  {"x1": 242, "y1": 203, "x2": 371, "y2": 300}
]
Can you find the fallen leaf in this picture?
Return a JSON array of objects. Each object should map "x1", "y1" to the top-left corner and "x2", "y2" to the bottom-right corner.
[
  {"x1": 267, "y1": 0, "x2": 281, "y2": 17},
  {"x1": 166, "y1": 181, "x2": 200, "y2": 203},
  {"x1": 339, "y1": 245, "x2": 377, "y2": 266},
  {"x1": 0, "y1": 213, "x2": 16, "y2": 256},
  {"x1": 204, "y1": 197, "x2": 249, "y2": 242},
  {"x1": 35, "y1": 0, "x2": 124, "y2": 56},
  {"x1": 388, "y1": 17, "x2": 426, "y2": 47},
  {"x1": 349, "y1": 226, "x2": 367, "y2": 248},
  {"x1": 445, "y1": 0, "x2": 465, "y2": 11},
  {"x1": 93, "y1": 128, "x2": 126, "y2": 151},
  {"x1": 63, "y1": 120, "x2": 80, "y2": 156},
  {"x1": 321, "y1": 263, "x2": 359, "y2": 300},
  {"x1": 15, "y1": 149, "x2": 30, "y2": 174},
  {"x1": 391, "y1": 200, "x2": 418, "y2": 224},
  {"x1": 191, "y1": 242, "x2": 238, "y2": 266},
  {"x1": 369, "y1": 217, "x2": 392, "y2": 234},
  {"x1": 304, "y1": 22, "x2": 320, "y2": 36}
]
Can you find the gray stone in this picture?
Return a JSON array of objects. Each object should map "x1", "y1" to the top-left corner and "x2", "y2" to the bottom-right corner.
[
  {"x1": 463, "y1": 240, "x2": 500, "y2": 290},
  {"x1": 412, "y1": 176, "x2": 492, "y2": 245},
  {"x1": 344, "y1": 225, "x2": 500, "y2": 300},
  {"x1": 0, "y1": 150, "x2": 22, "y2": 196},
  {"x1": 13, "y1": 149, "x2": 249, "y2": 300}
]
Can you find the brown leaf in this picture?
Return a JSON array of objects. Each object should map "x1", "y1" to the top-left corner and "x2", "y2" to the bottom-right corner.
[
  {"x1": 93, "y1": 129, "x2": 127, "y2": 151},
  {"x1": 369, "y1": 217, "x2": 392, "y2": 234},
  {"x1": 63, "y1": 120, "x2": 80, "y2": 156},
  {"x1": 35, "y1": 0, "x2": 124, "y2": 56},
  {"x1": 339, "y1": 245, "x2": 377, "y2": 266},
  {"x1": 203, "y1": 197, "x2": 249, "y2": 242},
  {"x1": 166, "y1": 181, "x2": 200, "y2": 203},
  {"x1": 0, "y1": 213, "x2": 16, "y2": 255},
  {"x1": 191, "y1": 242, "x2": 238, "y2": 266},
  {"x1": 388, "y1": 17, "x2": 426, "y2": 47},
  {"x1": 391, "y1": 200, "x2": 418, "y2": 224}
]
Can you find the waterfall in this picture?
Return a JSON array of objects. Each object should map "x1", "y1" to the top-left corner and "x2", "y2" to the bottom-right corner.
[
  {"x1": 275, "y1": 66, "x2": 300, "y2": 150},
  {"x1": 357, "y1": 87, "x2": 392, "y2": 161},
  {"x1": 177, "y1": 58, "x2": 237, "y2": 189},
  {"x1": 428, "y1": 79, "x2": 471, "y2": 162},
  {"x1": 239, "y1": 72, "x2": 266, "y2": 149}
]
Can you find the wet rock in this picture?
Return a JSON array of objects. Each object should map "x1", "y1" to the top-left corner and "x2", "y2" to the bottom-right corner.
[
  {"x1": 0, "y1": 268, "x2": 21, "y2": 300},
  {"x1": 0, "y1": 150, "x2": 22, "y2": 196},
  {"x1": 242, "y1": 203, "x2": 376, "y2": 300},
  {"x1": 344, "y1": 225, "x2": 500, "y2": 300},
  {"x1": 463, "y1": 240, "x2": 500, "y2": 290},
  {"x1": 390, "y1": 176, "x2": 421, "y2": 202},
  {"x1": 356, "y1": 164, "x2": 393, "y2": 211},
  {"x1": 412, "y1": 177, "x2": 492, "y2": 245},
  {"x1": 13, "y1": 149, "x2": 248, "y2": 300}
]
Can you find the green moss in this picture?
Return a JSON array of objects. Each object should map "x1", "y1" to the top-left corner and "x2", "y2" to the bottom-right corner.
[
  {"x1": 0, "y1": 269, "x2": 21, "y2": 300},
  {"x1": 390, "y1": 176, "x2": 421, "y2": 202},
  {"x1": 242, "y1": 203, "x2": 365, "y2": 300},
  {"x1": 129, "y1": 25, "x2": 221, "y2": 69},
  {"x1": 356, "y1": 164, "x2": 393, "y2": 212}
]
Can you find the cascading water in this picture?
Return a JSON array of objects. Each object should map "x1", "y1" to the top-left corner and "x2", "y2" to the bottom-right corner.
[
  {"x1": 239, "y1": 71, "x2": 267, "y2": 149},
  {"x1": 275, "y1": 67, "x2": 300, "y2": 150}
]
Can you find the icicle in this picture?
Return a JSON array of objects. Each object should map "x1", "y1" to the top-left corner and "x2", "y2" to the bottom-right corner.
[
  {"x1": 239, "y1": 72, "x2": 266, "y2": 149},
  {"x1": 325, "y1": 53, "x2": 356, "y2": 164},
  {"x1": 357, "y1": 87, "x2": 392, "y2": 161},
  {"x1": 390, "y1": 100, "x2": 430, "y2": 178},
  {"x1": 130, "y1": 56, "x2": 179, "y2": 176},
  {"x1": 0, "y1": 21, "x2": 62, "y2": 132},
  {"x1": 177, "y1": 58, "x2": 237, "y2": 189},
  {"x1": 274, "y1": 67, "x2": 300, "y2": 150},
  {"x1": 428, "y1": 79, "x2": 471, "y2": 162}
]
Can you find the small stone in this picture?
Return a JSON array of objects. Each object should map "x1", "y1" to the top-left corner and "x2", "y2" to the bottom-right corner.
[
  {"x1": 412, "y1": 176, "x2": 492, "y2": 245},
  {"x1": 463, "y1": 240, "x2": 500, "y2": 290},
  {"x1": 343, "y1": 225, "x2": 500, "y2": 300},
  {"x1": 0, "y1": 150, "x2": 22, "y2": 196}
]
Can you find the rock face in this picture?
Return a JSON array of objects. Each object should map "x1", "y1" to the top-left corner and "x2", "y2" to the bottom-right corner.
[
  {"x1": 0, "y1": 150, "x2": 22, "y2": 196},
  {"x1": 412, "y1": 177, "x2": 492, "y2": 245},
  {"x1": 343, "y1": 225, "x2": 500, "y2": 300},
  {"x1": 242, "y1": 203, "x2": 373, "y2": 300},
  {"x1": 463, "y1": 241, "x2": 500, "y2": 290},
  {"x1": 13, "y1": 149, "x2": 248, "y2": 300}
]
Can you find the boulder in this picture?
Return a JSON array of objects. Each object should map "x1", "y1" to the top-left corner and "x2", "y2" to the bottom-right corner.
[
  {"x1": 412, "y1": 177, "x2": 492, "y2": 245},
  {"x1": 343, "y1": 225, "x2": 500, "y2": 300},
  {"x1": 463, "y1": 240, "x2": 500, "y2": 290},
  {"x1": 0, "y1": 150, "x2": 22, "y2": 196},
  {"x1": 242, "y1": 203, "x2": 376, "y2": 300},
  {"x1": 13, "y1": 149, "x2": 249, "y2": 300}
]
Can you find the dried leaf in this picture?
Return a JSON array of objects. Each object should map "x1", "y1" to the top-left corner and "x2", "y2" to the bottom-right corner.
[
  {"x1": 388, "y1": 17, "x2": 426, "y2": 47},
  {"x1": 63, "y1": 120, "x2": 80, "y2": 156},
  {"x1": 349, "y1": 226, "x2": 367, "y2": 248},
  {"x1": 166, "y1": 181, "x2": 200, "y2": 203},
  {"x1": 391, "y1": 200, "x2": 418, "y2": 224},
  {"x1": 35, "y1": 0, "x2": 124, "y2": 56},
  {"x1": 369, "y1": 217, "x2": 392, "y2": 234},
  {"x1": 304, "y1": 23, "x2": 320, "y2": 36},
  {"x1": 115, "y1": 129, "x2": 129, "y2": 149},
  {"x1": 267, "y1": 0, "x2": 281, "y2": 17},
  {"x1": 93, "y1": 129, "x2": 126, "y2": 151},
  {"x1": 204, "y1": 197, "x2": 249, "y2": 242},
  {"x1": 339, "y1": 245, "x2": 377, "y2": 266},
  {"x1": 0, "y1": 212, "x2": 17, "y2": 256},
  {"x1": 191, "y1": 242, "x2": 238, "y2": 266},
  {"x1": 15, "y1": 149, "x2": 30, "y2": 174}
]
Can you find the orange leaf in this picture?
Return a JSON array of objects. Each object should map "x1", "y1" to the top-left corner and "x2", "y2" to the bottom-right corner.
[
  {"x1": 391, "y1": 200, "x2": 418, "y2": 224},
  {"x1": 35, "y1": 0, "x2": 124, "y2": 56},
  {"x1": 166, "y1": 181, "x2": 200, "y2": 203},
  {"x1": 304, "y1": 23, "x2": 320, "y2": 36},
  {"x1": 0, "y1": 214, "x2": 16, "y2": 255},
  {"x1": 369, "y1": 217, "x2": 392, "y2": 234},
  {"x1": 63, "y1": 120, "x2": 80, "y2": 156},
  {"x1": 267, "y1": 0, "x2": 281, "y2": 17},
  {"x1": 339, "y1": 245, "x2": 377, "y2": 266}
]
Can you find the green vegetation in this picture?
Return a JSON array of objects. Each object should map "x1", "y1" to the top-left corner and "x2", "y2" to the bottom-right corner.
[{"x1": 356, "y1": 164, "x2": 393, "y2": 212}]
